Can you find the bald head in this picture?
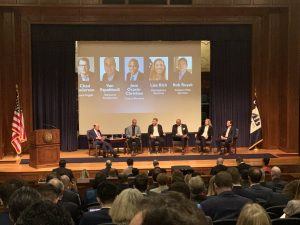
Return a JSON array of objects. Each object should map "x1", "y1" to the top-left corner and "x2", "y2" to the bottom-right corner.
[
  {"x1": 132, "y1": 119, "x2": 137, "y2": 126},
  {"x1": 271, "y1": 166, "x2": 282, "y2": 179},
  {"x1": 217, "y1": 158, "x2": 224, "y2": 165}
]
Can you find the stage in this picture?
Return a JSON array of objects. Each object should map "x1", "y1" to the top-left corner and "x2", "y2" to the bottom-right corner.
[{"x1": 0, "y1": 147, "x2": 300, "y2": 182}]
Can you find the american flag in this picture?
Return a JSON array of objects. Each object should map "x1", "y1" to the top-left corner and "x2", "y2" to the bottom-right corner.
[{"x1": 11, "y1": 85, "x2": 27, "y2": 155}]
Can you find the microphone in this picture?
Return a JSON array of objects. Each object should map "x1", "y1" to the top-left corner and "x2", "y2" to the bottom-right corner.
[{"x1": 42, "y1": 123, "x2": 58, "y2": 129}]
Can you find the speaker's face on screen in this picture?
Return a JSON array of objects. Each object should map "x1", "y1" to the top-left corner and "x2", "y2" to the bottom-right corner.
[
  {"x1": 104, "y1": 57, "x2": 116, "y2": 75},
  {"x1": 154, "y1": 60, "x2": 165, "y2": 75},
  {"x1": 178, "y1": 59, "x2": 187, "y2": 72},
  {"x1": 128, "y1": 59, "x2": 139, "y2": 75},
  {"x1": 78, "y1": 59, "x2": 90, "y2": 75}
]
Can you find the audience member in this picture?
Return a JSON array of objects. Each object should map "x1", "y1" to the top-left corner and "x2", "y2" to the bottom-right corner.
[
  {"x1": 282, "y1": 180, "x2": 300, "y2": 218},
  {"x1": 188, "y1": 176, "x2": 207, "y2": 204},
  {"x1": 148, "y1": 160, "x2": 161, "y2": 176},
  {"x1": 149, "y1": 173, "x2": 169, "y2": 194},
  {"x1": 16, "y1": 200, "x2": 74, "y2": 225},
  {"x1": 171, "y1": 170, "x2": 184, "y2": 183},
  {"x1": 123, "y1": 158, "x2": 139, "y2": 176},
  {"x1": 110, "y1": 188, "x2": 144, "y2": 225},
  {"x1": 84, "y1": 172, "x2": 106, "y2": 207},
  {"x1": 60, "y1": 175, "x2": 81, "y2": 207},
  {"x1": 201, "y1": 171, "x2": 251, "y2": 221},
  {"x1": 237, "y1": 203, "x2": 271, "y2": 225},
  {"x1": 116, "y1": 173, "x2": 130, "y2": 194},
  {"x1": 210, "y1": 158, "x2": 227, "y2": 175},
  {"x1": 236, "y1": 157, "x2": 251, "y2": 175},
  {"x1": 207, "y1": 175, "x2": 216, "y2": 197},
  {"x1": 52, "y1": 159, "x2": 74, "y2": 180},
  {"x1": 262, "y1": 157, "x2": 271, "y2": 174},
  {"x1": 46, "y1": 172, "x2": 61, "y2": 182},
  {"x1": 129, "y1": 191, "x2": 209, "y2": 225},
  {"x1": 169, "y1": 182, "x2": 190, "y2": 199},
  {"x1": 265, "y1": 166, "x2": 288, "y2": 192},
  {"x1": 134, "y1": 174, "x2": 148, "y2": 195},
  {"x1": 8, "y1": 186, "x2": 41, "y2": 224},
  {"x1": 148, "y1": 167, "x2": 162, "y2": 190},
  {"x1": 80, "y1": 182, "x2": 117, "y2": 225},
  {"x1": 108, "y1": 168, "x2": 118, "y2": 178},
  {"x1": 100, "y1": 160, "x2": 118, "y2": 177}
]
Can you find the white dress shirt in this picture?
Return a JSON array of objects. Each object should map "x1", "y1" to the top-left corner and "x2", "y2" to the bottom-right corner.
[
  {"x1": 202, "y1": 125, "x2": 209, "y2": 139},
  {"x1": 177, "y1": 125, "x2": 183, "y2": 136},
  {"x1": 153, "y1": 125, "x2": 159, "y2": 137}
]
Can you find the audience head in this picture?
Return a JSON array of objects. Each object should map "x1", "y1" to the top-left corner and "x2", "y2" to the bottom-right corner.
[
  {"x1": 134, "y1": 174, "x2": 148, "y2": 193},
  {"x1": 282, "y1": 179, "x2": 300, "y2": 200},
  {"x1": 171, "y1": 170, "x2": 184, "y2": 183},
  {"x1": 16, "y1": 200, "x2": 74, "y2": 225},
  {"x1": 227, "y1": 167, "x2": 241, "y2": 184},
  {"x1": 127, "y1": 158, "x2": 134, "y2": 166},
  {"x1": 93, "y1": 172, "x2": 107, "y2": 189},
  {"x1": 169, "y1": 182, "x2": 190, "y2": 199},
  {"x1": 236, "y1": 157, "x2": 244, "y2": 165},
  {"x1": 0, "y1": 178, "x2": 26, "y2": 207},
  {"x1": 46, "y1": 172, "x2": 61, "y2": 182},
  {"x1": 188, "y1": 176, "x2": 206, "y2": 196},
  {"x1": 153, "y1": 160, "x2": 159, "y2": 167},
  {"x1": 129, "y1": 191, "x2": 208, "y2": 225},
  {"x1": 248, "y1": 168, "x2": 262, "y2": 184},
  {"x1": 110, "y1": 188, "x2": 144, "y2": 225},
  {"x1": 106, "y1": 160, "x2": 112, "y2": 168},
  {"x1": 48, "y1": 178, "x2": 64, "y2": 195},
  {"x1": 97, "y1": 182, "x2": 117, "y2": 205},
  {"x1": 263, "y1": 157, "x2": 270, "y2": 166},
  {"x1": 207, "y1": 175, "x2": 216, "y2": 196},
  {"x1": 8, "y1": 186, "x2": 41, "y2": 224},
  {"x1": 237, "y1": 203, "x2": 271, "y2": 225},
  {"x1": 214, "y1": 171, "x2": 232, "y2": 194},
  {"x1": 60, "y1": 175, "x2": 70, "y2": 190},
  {"x1": 37, "y1": 183, "x2": 60, "y2": 203},
  {"x1": 108, "y1": 168, "x2": 118, "y2": 177},
  {"x1": 216, "y1": 157, "x2": 224, "y2": 165},
  {"x1": 271, "y1": 166, "x2": 282, "y2": 180},
  {"x1": 156, "y1": 173, "x2": 168, "y2": 186},
  {"x1": 58, "y1": 159, "x2": 67, "y2": 168}
]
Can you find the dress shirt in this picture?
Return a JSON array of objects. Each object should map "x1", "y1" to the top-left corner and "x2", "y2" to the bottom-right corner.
[
  {"x1": 225, "y1": 127, "x2": 230, "y2": 138},
  {"x1": 202, "y1": 125, "x2": 209, "y2": 139},
  {"x1": 94, "y1": 129, "x2": 101, "y2": 138},
  {"x1": 81, "y1": 74, "x2": 89, "y2": 81},
  {"x1": 130, "y1": 72, "x2": 139, "y2": 81},
  {"x1": 153, "y1": 125, "x2": 159, "y2": 137},
  {"x1": 177, "y1": 125, "x2": 183, "y2": 136},
  {"x1": 179, "y1": 71, "x2": 186, "y2": 80}
]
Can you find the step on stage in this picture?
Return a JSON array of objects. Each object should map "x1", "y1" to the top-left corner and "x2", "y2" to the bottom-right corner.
[{"x1": 0, "y1": 147, "x2": 299, "y2": 182}]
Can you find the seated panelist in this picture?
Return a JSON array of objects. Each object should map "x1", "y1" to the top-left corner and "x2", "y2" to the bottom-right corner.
[
  {"x1": 196, "y1": 118, "x2": 213, "y2": 152},
  {"x1": 148, "y1": 118, "x2": 165, "y2": 153},
  {"x1": 171, "y1": 119, "x2": 189, "y2": 154},
  {"x1": 88, "y1": 124, "x2": 119, "y2": 158},
  {"x1": 216, "y1": 120, "x2": 235, "y2": 155},
  {"x1": 125, "y1": 119, "x2": 141, "y2": 155}
]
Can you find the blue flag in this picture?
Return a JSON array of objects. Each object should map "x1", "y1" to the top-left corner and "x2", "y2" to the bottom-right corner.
[{"x1": 249, "y1": 96, "x2": 263, "y2": 150}]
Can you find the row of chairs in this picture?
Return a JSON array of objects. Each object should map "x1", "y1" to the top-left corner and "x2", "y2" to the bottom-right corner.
[
  {"x1": 213, "y1": 217, "x2": 300, "y2": 225},
  {"x1": 87, "y1": 128, "x2": 239, "y2": 157}
]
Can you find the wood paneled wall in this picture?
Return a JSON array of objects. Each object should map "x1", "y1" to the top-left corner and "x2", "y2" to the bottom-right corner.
[{"x1": 0, "y1": 0, "x2": 299, "y2": 158}]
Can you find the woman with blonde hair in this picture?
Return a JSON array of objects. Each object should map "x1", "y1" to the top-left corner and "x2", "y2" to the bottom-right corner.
[
  {"x1": 149, "y1": 58, "x2": 166, "y2": 81},
  {"x1": 196, "y1": 118, "x2": 213, "y2": 153},
  {"x1": 237, "y1": 203, "x2": 271, "y2": 225},
  {"x1": 109, "y1": 188, "x2": 144, "y2": 225},
  {"x1": 207, "y1": 175, "x2": 216, "y2": 197}
]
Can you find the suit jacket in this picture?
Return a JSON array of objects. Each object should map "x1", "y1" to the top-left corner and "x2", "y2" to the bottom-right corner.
[
  {"x1": 59, "y1": 201, "x2": 81, "y2": 225},
  {"x1": 210, "y1": 164, "x2": 228, "y2": 175},
  {"x1": 87, "y1": 129, "x2": 101, "y2": 141},
  {"x1": 222, "y1": 126, "x2": 235, "y2": 142},
  {"x1": 245, "y1": 184, "x2": 274, "y2": 204},
  {"x1": 52, "y1": 167, "x2": 74, "y2": 180},
  {"x1": 102, "y1": 71, "x2": 121, "y2": 82},
  {"x1": 201, "y1": 191, "x2": 251, "y2": 221},
  {"x1": 62, "y1": 190, "x2": 81, "y2": 207},
  {"x1": 79, "y1": 208, "x2": 112, "y2": 225},
  {"x1": 172, "y1": 124, "x2": 188, "y2": 137},
  {"x1": 125, "y1": 125, "x2": 141, "y2": 138},
  {"x1": 126, "y1": 71, "x2": 144, "y2": 81},
  {"x1": 148, "y1": 124, "x2": 164, "y2": 137},
  {"x1": 265, "y1": 178, "x2": 288, "y2": 193},
  {"x1": 197, "y1": 125, "x2": 213, "y2": 140},
  {"x1": 176, "y1": 70, "x2": 192, "y2": 82},
  {"x1": 237, "y1": 162, "x2": 251, "y2": 174}
]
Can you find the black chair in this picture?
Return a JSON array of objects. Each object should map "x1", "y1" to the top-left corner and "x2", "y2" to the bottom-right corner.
[
  {"x1": 213, "y1": 219, "x2": 237, "y2": 225},
  {"x1": 87, "y1": 130, "x2": 103, "y2": 157},
  {"x1": 266, "y1": 205, "x2": 286, "y2": 219},
  {"x1": 195, "y1": 134, "x2": 212, "y2": 153},
  {"x1": 268, "y1": 212, "x2": 280, "y2": 219},
  {"x1": 272, "y1": 218, "x2": 300, "y2": 225},
  {"x1": 291, "y1": 213, "x2": 300, "y2": 218}
]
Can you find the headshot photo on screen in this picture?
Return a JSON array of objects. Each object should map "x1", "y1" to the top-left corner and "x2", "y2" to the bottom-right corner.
[
  {"x1": 149, "y1": 57, "x2": 168, "y2": 81},
  {"x1": 100, "y1": 57, "x2": 120, "y2": 82},
  {"x1": 77, "y1": 57, "x2": 95, "y2": 82},
  {"x1": 124, "y1": 57, "x2": 144, "y2": 81},
  {"x1": 174, "y1": 56, "x2": 193, "y2": 81}
]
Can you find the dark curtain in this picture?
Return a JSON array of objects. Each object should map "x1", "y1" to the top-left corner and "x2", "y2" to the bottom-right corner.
[
  {"x1": 32, "y1": 42, "x2": 77, "y2": 151},
  {"x1": 210, "y1": 40, "x2": 251, "y2": 147}
]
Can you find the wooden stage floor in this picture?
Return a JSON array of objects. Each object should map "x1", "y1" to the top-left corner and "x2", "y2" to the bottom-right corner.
[{"x1": 0, "y1": 148, "x2": 299, "y2": 177}]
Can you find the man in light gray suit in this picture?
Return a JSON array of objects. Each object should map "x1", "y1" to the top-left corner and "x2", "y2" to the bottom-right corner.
[{"x1": 125, "y1": 119, "x2": 141, "y2": 155}]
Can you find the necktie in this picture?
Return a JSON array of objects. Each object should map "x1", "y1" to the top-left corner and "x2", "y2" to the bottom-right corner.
[{"x1": 132, "y1": 126, "x2": 135, "y2": 136}]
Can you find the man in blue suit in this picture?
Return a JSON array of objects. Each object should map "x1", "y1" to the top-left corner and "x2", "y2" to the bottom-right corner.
[{"x1": 87, "y1": 124, "x2": 119, "y2": 158}]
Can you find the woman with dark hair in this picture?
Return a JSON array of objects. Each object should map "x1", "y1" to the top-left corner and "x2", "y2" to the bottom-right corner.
[{"x1": 149, "y1": 58, "x2": 166, "y2": 81}]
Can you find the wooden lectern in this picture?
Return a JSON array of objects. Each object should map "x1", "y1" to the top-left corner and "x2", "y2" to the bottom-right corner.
[{"x1": 29, "y1": 129, "x2": 60, "y2": 168}]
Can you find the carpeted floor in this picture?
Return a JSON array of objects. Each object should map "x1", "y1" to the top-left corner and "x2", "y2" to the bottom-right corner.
[{"x1": 20, "y1": 153, "x2": 276, "y2": 164}]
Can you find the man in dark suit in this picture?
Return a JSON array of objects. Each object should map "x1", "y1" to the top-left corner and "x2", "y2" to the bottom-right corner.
[
  {"x1": 210, "y1": 157, "x2": 227, "y2": 175},
  {"x1": 125, "y1": 118, "x2": 142, "y2": 155},
  {"x1": 102, "y1": 57, "x2": 120, "y2": 82},
  {"x1": 148, "y1": 118, "x2": 165, "y2": 153},
  {"x1": 265, "y1": 166, "x2": 288, "y2": 192},
  {"x1": 201, "y1": 171, "x2": 251, "y2": 221},
  {"x1": 87, "y1": 124, "x2": 119, "y2": 158},
  {"x1": 236, "y1": 157, "x2": 251, "y2": 176},
  {"x1": 216, "y1": 120, "x2": 235, "y2": 154},
  {"x1": 126, "y1": 58, "x2": 144, "y2": 81},
  {"x1": 52, "y1": 159, "x2": 74, "y2": 181},
  {"x1": 175, "y1": 57, "x2": 192, "y2": 82},
  {"x1": 77, "y1": 57, "x2": 95, "y2": 82},
  {"x1": 172, "y1": 119, "x2": 189, "y2": 155},
  {"x1": 80, "y1": 182, "x2": 117, "y2": 225},
  {"x1": 197, "y1": 118, "x2": 213, "y2": 152}
]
